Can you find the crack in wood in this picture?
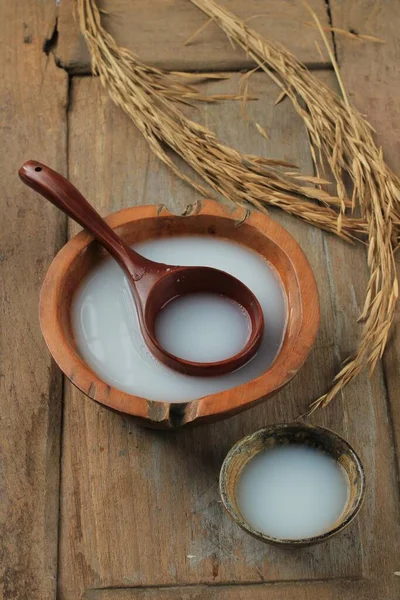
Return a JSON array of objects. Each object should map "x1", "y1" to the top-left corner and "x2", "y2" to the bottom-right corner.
[
  {"x1": 43, "y1": 16, "x2": 59, "y2": 56},
  {"x1": 324, "y1": 0, "x2": 338, "y2": 62},
  {"x1": 84, "y1": 575, "x2": 366, "y2": 595}
]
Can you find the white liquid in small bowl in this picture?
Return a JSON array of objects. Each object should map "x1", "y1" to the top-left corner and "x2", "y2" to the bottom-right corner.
[
  {"x1": 71, "y1": 235, "x2": 287, "y2": 402},
  {"x1": 236, "y1": 445, "x2": 350, "y2": 540}
]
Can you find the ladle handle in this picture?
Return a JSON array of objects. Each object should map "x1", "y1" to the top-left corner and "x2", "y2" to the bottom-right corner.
[{"x1": 19, "y1": 160, "x2": 147, "y2": 279}]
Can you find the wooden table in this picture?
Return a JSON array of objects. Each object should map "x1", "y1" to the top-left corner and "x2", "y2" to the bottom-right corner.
[{"x1": 1, "y1": 1, "x2": 399, "y2": 599}]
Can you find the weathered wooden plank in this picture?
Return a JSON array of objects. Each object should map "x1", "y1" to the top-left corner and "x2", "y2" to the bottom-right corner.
[
  {"x1": 0, "y1": 2, "x2": 68, "y2": 599},
  {"x1": 330, "y1": 0, "x2": 400, "y2": 528},
  {"x1": 55, "y1": 0, "x2": 332, "y2": 73},
  {"x1": 59, "y1": 71, "x2": 399, "y2": 599}
]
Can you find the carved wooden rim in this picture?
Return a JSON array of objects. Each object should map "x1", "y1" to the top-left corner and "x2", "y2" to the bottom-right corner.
[{"x1": 39, "y1": 200, "x2": 320, "y2": 428}]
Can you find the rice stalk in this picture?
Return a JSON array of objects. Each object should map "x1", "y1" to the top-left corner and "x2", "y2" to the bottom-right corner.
[
  {"x1": 76, "y1": 0, "x2": 366, "y2": 242},
  {"x1": 74, "y1": 0, "x2": 394, "y2": 411},
  {"x1": 189, "y1": 0, "x2": 400, "y2": 411}
]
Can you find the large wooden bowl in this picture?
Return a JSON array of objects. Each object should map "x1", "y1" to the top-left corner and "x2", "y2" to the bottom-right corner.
[{"x1": 40, "y1": 200, "x2": 319, "y2": 428}]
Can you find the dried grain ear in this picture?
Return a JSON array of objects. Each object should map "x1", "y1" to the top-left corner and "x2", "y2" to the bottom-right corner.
[
  {"x1": 75, "y1": 0, "x2": 365, "y2": 243},
  {"x1": 189, "y1": 0, "x2": 399, "y2": 412},
  {"x1": 76, "y1": 0, "x2": 399, "y2": 411}
]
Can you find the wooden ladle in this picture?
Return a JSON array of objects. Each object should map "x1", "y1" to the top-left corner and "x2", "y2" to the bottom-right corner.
[{"x1": 19, "y1": 161, "x2": 264, "y2": 376}]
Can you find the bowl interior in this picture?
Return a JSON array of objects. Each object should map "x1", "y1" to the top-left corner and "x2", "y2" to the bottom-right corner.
[
  {"x1": 219, "y1": 423, "x2": 365, "y2": 546},
  {"x1": 60, "y1": 212, "x2": 301, "y2": 360},
  {"x1": 39, "y1": 202, "x2": 320, "y2": 426}
]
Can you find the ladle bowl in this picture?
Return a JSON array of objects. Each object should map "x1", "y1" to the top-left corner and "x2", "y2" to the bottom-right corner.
[
  {"x1": 19, "y1": 161, "x2": 264, "y2": 376},
  {"x1": 142, "y1": 265, "x2": 263, "y2": 375}
]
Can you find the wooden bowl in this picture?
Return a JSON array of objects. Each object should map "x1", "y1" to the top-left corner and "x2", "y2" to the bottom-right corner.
[
  {"x1": 39, "y1": 200, "x2": 319, "y2": 428},
  {"x1": 219, "y1": 423, "x2": 365, "y2": 546}
]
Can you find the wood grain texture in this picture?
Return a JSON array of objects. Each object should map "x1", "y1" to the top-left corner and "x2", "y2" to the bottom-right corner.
[
  {"x1": 55, "y1": 0, "x2": 332, "y2": 73},
  {"x1": 330, "y1": 0, "x2": 400, "y2": 520},
  {"x1": 58, "y1": 72, "x2": 400, "y2": 600},
  {"x1": 0, "y1": 1, "x2": 68, "y2": 599}
]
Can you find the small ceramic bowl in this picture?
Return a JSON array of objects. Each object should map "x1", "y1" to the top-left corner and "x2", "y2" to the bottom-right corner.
[
  {"x1": 219, "y1": 423, "x2": 365, "y2": 546},
  {"x1": 39, "y1": 200, "x2": 320, "y2": 428}
]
